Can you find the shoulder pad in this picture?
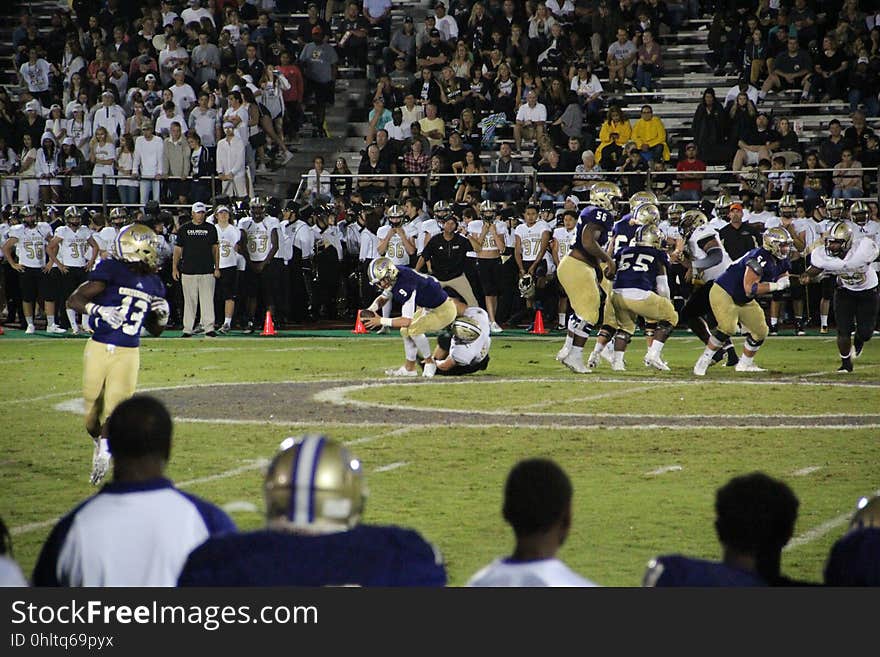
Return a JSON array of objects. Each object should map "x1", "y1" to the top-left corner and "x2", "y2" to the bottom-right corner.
[{"x1": 745, "y1": 257, "x2": 763, "y2": 275}]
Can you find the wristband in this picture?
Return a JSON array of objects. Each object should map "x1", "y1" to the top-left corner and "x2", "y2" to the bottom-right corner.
[{"x1": 380, "y1": 317, "x2": 393, "y2": 327}]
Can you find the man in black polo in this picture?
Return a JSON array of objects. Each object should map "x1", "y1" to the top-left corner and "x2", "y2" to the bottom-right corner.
[
  {"x1": 416, "y1": 214, "x2": 478, "y2": 307},
  {"x1": 172, "y1": 201, "x2": 220, "y2": 337},
  {"x1": 717, "y1": 201, "x2": 758, "y2": 261}
]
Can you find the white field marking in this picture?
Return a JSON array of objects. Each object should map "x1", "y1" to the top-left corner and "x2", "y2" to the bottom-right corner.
[
  {"x1": 785, "y1": 489, "x2": 880, "y2": 552},
  {"x1": 373, "y1": 462, "x2": 408, "y2": 473},
  {"x1": 176, "y1": 458, "x2": 270, "y2": 488},
  {"x1": 222, "y1": 501, "x2": 259, "y2": 513},
  {"x1": 0, "y1": 389, "x2": 81, "y2": 407},
  {"x1": 645, "y1": 465, "x2": 683, "y2": 476},
  {"x1": 9, "y1": 518, "x2": 59, "y2": 537},
  {"x1": 792, "y1": 466, "x2": 822, "y2": 477},
  {"x1": 802, "y1": 363, "x2": 880, "y2": 378},
  {"x1": 346, "y1": 426, "x2": 416, "y2": 446},
  {"x1": 518, "y1": 384, "x2": 655, "y2": 411},
  {"x1": 313, "y1": 381, "x2": 880, "y2": 420},
  {"x1": 142, "y1": 346, "x2": 342, "y2": 354}
]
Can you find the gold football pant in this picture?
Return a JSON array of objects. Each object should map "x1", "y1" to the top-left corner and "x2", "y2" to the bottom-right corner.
[
  {"x1": 709, "y1": 284, "x2": 769, "y2": 341},
  {"x1": 557, "y1": 255, "x2": 616, "y2": 327},
  {"x1": 83, "y1": 339, "x2": 140, "y2": 437},
  {"x1": 400, "y1": 298, "x2": 458, "y2": 337},
  {"x1": 612, "y1": 292, "x2": 679, "y2": 335}
]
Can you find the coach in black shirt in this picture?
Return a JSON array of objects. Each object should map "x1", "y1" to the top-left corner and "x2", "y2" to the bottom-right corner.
[
  {"x1": 173, "y1": 201, "x2": 220, "y2": 337},
  {"x1": 417, "y1": 214, "x2": 478, "y2": 307},
  {"x1": 717, "y1": 201, "x2": 758, "y2": 260}
]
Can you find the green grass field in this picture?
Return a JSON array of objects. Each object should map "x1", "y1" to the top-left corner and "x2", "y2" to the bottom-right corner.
[{"x1": 1, "y1": 330, "x2": 878, "y2": 586}]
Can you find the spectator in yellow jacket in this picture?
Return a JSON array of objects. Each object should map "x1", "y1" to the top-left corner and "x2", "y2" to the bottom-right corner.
[
  {"x1": 631, "y1": 105, "x2": 670, "y2": 163},
  {"x1": 594, "y1": 105, "x2": 631, "y2": 165}
]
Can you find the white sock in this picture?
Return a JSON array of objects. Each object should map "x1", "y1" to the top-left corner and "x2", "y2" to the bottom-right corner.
[
  {"x1": 563, "y1": 334, "x2": 573, "y2": 350},
  {"x1": 558, "y1": 313, "x2": 566, "y2": 326},
  {"x1": 98, "y1": 438, "x2": 110, "y2": 456},
  {"x1": 613, "y1": 351, "x2": 625, "y2": 366},
  {"x1": 25, "y1": 315, "x2": 35, "y2": 327},
  {"x1": 47, "y1": 314, "x2": 55, "y2": 327},
  {"x1": 701, "y1": 346, "x2": 715, "y2": 360},
  {"x1": 591, "y1": 341, "x2": 604, "y2": 355},
  {"x1": 570, "y1": 345, "x2": 583, "y2": 358},
  {"x1": 412, "y1": 333, "x2": 431, "y2": 359},
  {"x1": 382, "y1": 302, "x2": 392, "y2": 319},
  {"x1": 821, "y1": 314, "x2": 828, "y2": 328},
  {"x1": 648, "y1": 340, "x2": 665, "y2": 357},
  {"x1": 403, "y1": 336, "x2": 418, "y2": 361},
  {"x1": 224, "y1": 316, "x2": 232, "y2": 327},
  {"x1": 67, "y1": 309, "x2": 78, "y2": 328},
  {"x1": 739, "y1": 354, "x2": 754, "y2": 366},
  {"x1": 770, "y1": 317, "x2": 778, "y2": 327}
]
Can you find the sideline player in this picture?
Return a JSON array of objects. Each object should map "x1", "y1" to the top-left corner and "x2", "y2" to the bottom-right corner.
[
  {"x1": 178, "y1": 435, "x2": 447, "y2": 586},
  {"x1": 362, "y1": 256, "x2": 457, "y2": 378},
  {"x1": 555, "y1": 182, "x2": 620, "y2": 373},
  {"x1": 47, "y1": 206, "x2": 92, "y2": 334},
  {"x1": 801, "y1": 221, "x2": 879, "y2": 372},
  {"x1": 66, "y1": 224, "x2": 168, "y2": 484},
  {"x1": 433, "y1": 300, "x2": 492, "y2": 375},
  {"x1": 693, "y1": 227, "x2": 792, "y2": 375}
]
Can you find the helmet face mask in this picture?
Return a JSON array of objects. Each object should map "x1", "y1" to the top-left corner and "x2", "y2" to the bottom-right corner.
[
  {"x1": 479, "y1": 199, "x2": 495, "y2": 221},
  {"x1": 386, "y1": 204, "x2": 404, "y2": 226},
  {"x1": 825, "y1": 221, "x2": 852, "y2": 256},
  {"x1": 368, "y1": 256, "x2": 399, "y2": 290},
  {"x1": 849, "y1": 201, "x2": 868, "y2": 226},
  {"x1": 680, "y1": 210, "x2": 708, "y2": 239},
  {"x1": 763, "y1": 226, "x2": 793, "y2": 259},
  {"x1": 264, "y1": 435, "x2": 366, "y2": 532},
  {"x1": 667, "y1": 203, "x2": 685, "y2": 226}
]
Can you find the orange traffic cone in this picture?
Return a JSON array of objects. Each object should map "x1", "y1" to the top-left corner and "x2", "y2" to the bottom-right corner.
[
  {"x1": 260, "y1": 310, "x2": 276, "y2": 336},
  {"x1": 0, "y1": 326, "x2": 4, "y2": 335},
  {"x1": 351, "y1": 310, "x2": 368, "y2": 334},
  {"x1": 529, "y1": 309, "x2": 548, "y2": 334}
]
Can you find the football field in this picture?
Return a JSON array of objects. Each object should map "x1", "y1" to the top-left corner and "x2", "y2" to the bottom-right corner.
[{"x1": 1, "y1": 330, "x2": 878, "y2": 586}]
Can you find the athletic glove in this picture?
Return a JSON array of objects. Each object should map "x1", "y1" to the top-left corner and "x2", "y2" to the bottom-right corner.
[
  {"x1": 769, "y1": 276, "x2": 791, "y2": 292},
  {"x1": 150, "y1": 298, "x2": 170, "y2": 326},
  {"x1": 85, "y1": 302, "x2": 125, "y2": 329}
]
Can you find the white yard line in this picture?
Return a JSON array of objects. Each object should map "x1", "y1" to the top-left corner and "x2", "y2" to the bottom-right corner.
[
  {"x1": 373, "y1": 462, "x2": 408, "y2": 473},
  {"x1": 792, "y1": 466, "x2": 822, "y2": 477},
  {"x1": 221, "y1": 501, "x2": 259, "y2": 513},
  {"x1": 645, "y1": 465, "x2": 683, "y2": 476},
  {"x1": 784, "y1": 489, "x2": 880, "y2": 551},
  {"x1": 519, "y1": 384, "x2": 655, "y2": 411}
]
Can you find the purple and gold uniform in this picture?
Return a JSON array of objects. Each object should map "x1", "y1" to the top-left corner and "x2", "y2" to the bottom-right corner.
[
  {"x1": 612, "y1": 245, "x2": 678, "y2": 334},
  {"x1": 382, "y1": 265, "x2": 457, "y2": 337}
]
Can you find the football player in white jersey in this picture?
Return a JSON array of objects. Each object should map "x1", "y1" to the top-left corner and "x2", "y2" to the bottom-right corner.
[
  {"x1": 433, "y1": 300, "x2": 492, "y2": 375},
  {"x1": 47, "y1": 207, "x2": 93, "y2": 334},
  {"x1": 2, "y1": 204, "x2": 65, "y2": 334},
  {"x1": 237, "y1": 196, "x2": 279, "y2": 333},
  {"x1": 801, "y1": 221, "x2": 879, "y2": 372},
  {"x1": 468, "y1": 200, "x2": 507, "y2": 334},
  {"x1": 767, "y1": 196, "x2": 806, "y2": 336},
  {"x1": 376, "y1": 205, "x2": 418, "y2": 331},
  {"x1": 678, "y1": 209, "x2": 738, "y2": 367},
  {"x1": 514, "y1": 202, "x2": 551, "y2": 325},
  {"x1": 467, "y1": 458, "x2": 599, "y2": 587},
  {"x1": 213, "y1": 205, "x2": 240, "y2": 334},
  {"x1": 550, "y1": 210, "x2": 577, "y2": 330}
]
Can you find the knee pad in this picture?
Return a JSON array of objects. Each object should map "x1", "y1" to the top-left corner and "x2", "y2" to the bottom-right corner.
[
  {"x1": 745, "y1": 334, "x2": 764, "y2": 351},
  {"x1": 644, "y1": 321, "x2": 657, "y2": 338},
  {"x1": 614, "y1": 330, "x2": 632, "y2": 345},
  {"x1": 567, "y1": 314, "x2": 593, "y2": 339},
  {"x1": 709, "y1": 330, "x2": 729, "y2": 349},
  {"x1": 597, "y1": 326, "x2": 615, "y2": 342}
]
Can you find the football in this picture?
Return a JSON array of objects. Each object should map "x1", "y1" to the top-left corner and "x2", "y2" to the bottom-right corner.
[{"x1": 359, "y1": 309, "x2": 377, "y2": 319}]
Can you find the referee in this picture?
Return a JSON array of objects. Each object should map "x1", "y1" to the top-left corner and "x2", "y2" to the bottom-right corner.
[
  {"x1": 173, "y1": 202, "x2": 220, "y2": 337},
  {"x1": 416, "y1": 214, "x2": 479, "y2": 307}
]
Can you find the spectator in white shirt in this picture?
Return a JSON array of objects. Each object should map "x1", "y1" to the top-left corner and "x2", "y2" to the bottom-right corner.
[
  {"x1": 433, "y1": 2, "x2": 458, "y2": 42},
  {"x1": 19, "y1": 49, "x2": 51, "y2": 104},
  {"x1": 155, "y1": 101, "x2": 186, "y2": 139},
  {"x1": 514, "y1": 90, "x2": 547, "y2": 153},
  {"x1": 216, "y1": 122, "x2": 248, "y2": 198},
  {"x1": 188, "y1": 93, "x2": 221, "y2": 149},
  {"x1": 158, "y1": 35, "x2": 190, "y2": 87},
  {"x1": 91, "y1": 91, "x2": 126, "y2": 145},
  {"x1": 169, "y1": 68, "x2": 197, "y2": 114},
  {"x1": 306, "y1": 156, "x2": 332, "y2": 204},
  {"x1": 181, "y1": 0, "x2": 214, "y2": 26},
  {"x1": 133, "y1": 121, "x2": 165, "y2": 204}
]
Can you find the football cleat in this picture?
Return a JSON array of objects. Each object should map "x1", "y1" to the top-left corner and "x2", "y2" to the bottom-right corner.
[
  {"x1": 385, "y1": 366, "x2": 417, "y2": 377},
  {"x1": 562, "y1": 351, "x2": 590, "y2": 373},
  {"x1": 556, "y1": 345, "x2": 571, "y2": 361},
  {"x1": 724, "y1": 349, "x2": 740, "y2": 368},
  {"x1": 600, "y1": 342, "x2": 615, "y2": 364},
  {"x1": 47, "y1": 325, "x2": 67, "y2": 334},
  {"x1": 734, "y1": 361, "x2": 766, "y2": 373},
  {"x1": 693, "y1": 354, "x2": 713, "y2": 376},
  {"x1": 820, "y1": 326, "x2": 829, "y2": 334},
  {"x1": 217, "y1": 325, "x2": 230, "y2": 335},
  {"x1": 611, "y1": 357, "x2": 626, "y2": 371},
  {"x1": 243, "y1": 322, "x2": 255, "y2": 334},
  {"x1": 586, "y1": 351, "x2": 601, "y2": 369},
  {"x1": 854, "y1": 340, "x2": 864, "y2": 360},
  {"x1": 69, "y1": 326, "x2": 80, "y2": 335},
  {"x1": 90, "y1": 443, "x2": 111, "y2": 486},
  {"x1": 422, "y1": 361, "x2": 437, "y2": 378},
  {"x1": 837, "y1": 359, "x2": 853, "y2": 373},
  {"x1": 490, "y1": 322, "x2": 503, "y2": 334},
  {"x1": 25, "y1": 325, "x2": 36, "y2": 334},
  {"x1": 645, "y1": 354, "x2": 671, "y2": 371}
]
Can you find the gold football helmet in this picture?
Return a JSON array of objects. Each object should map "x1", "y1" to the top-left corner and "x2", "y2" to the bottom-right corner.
[
  {"x1": 635, "y1": 224, "x2": 664, "y2": 249},
  {"x1": 825, "y1": 221, "x2": 853, "y2": 256},
  {"x1": 264, "y1": 435, "x2": 366, "y2": 532},
  {"x1": 629, "y1": 190, "x2": 658, "y2": 208},
  {"x1": 849, "y1": 200, "x2": 868, "y2": 226},
  {"x1": 367, "y1": 256, "x2": 399, "y2": 289},
  {"x1": 632, "y1": 202, "x2": 661, "y2": 226},
  {"x1": 778, "y1": 194, "x2": 797, "y2": 218},
  {"x1": 64, "y1": 206, "x2": 81, "y2": 224},
  {"x1": 115, "y1": 223, "x2": 160, "y2": 271},
  {"x1": 825, "y1": 196, "x2": 845, "y2": 220},
  {"x1": 666, "y1": 203, "x2": 685, "y2": 226},
  {"x1": 714, "y1": 193, "x2": 733, "y2": 219},
  {"x1": 849, "y1": 495, "x2": 880, "y2": 533},
  {"x1": 452, "y1": 316, "x2": 481, "y2": 344},
  {"x1": 433, "y1": 200, "x2": 452, "y2": 222},
  {"x1": 590, "y1": 181, "x2": 623, "y2": 211},
  {"x1": 763, "y1": 226, "x2": 793, "y2": 259},
  {"x1": 386, "y1": 204, "x2": 405, "y2": 225},
  {"x1": 478, "y1": 199, "x2": 496, "y2": 220},
  {"x1": 680, "y1": 209, "x2": 708, "y2": 239}
]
